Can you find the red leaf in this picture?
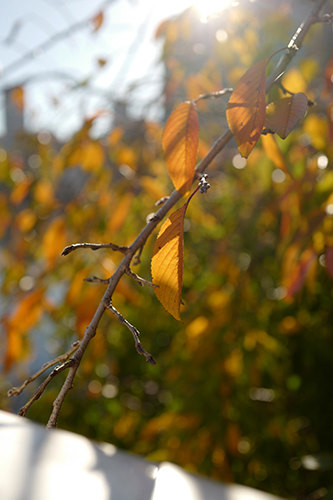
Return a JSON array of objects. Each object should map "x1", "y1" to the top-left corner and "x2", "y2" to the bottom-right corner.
[
  {"x1": 162, "y1": 101, "x2": 199, "y2": 197},
  {"x1": 265, "y1": 93, "x2": 308, "y2": 139},
  {"x1": 226, "y1": 58, "x2": 268, "y2": 158}
]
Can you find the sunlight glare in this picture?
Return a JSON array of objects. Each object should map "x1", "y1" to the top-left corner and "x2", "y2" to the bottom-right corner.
[
  {"x1": 162, "y1": 0, "x2": 233, "y2": 19},
  {"x1": 192, "y1": 0, "x2": 232, "y2": 17}
]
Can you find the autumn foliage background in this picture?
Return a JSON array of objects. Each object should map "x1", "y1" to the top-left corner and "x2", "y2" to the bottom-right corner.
[{"x1": 1, "y1": 1, "x2": 333, "y2": 499}]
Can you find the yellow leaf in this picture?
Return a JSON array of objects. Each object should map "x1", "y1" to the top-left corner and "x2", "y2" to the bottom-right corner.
[
  {"x1": 81, "y1": 141, "x2": 105, "y2": 172},
  {"x1": 265, "y1": 93, "x2": 308, "y2": 139},
  {"x1": 226, "y1": 58, "x2": 269, "y2": 158},
  {"x1": 282, "y1": 68, "x2": 307, "y2": 94},
  {"x1": 303, "y1": 115, "x2": 328, "y2": 150},
  {"x1": 10, "y1": 177, "x2": 33, "y2": 205},
  {"x1": 34, "y1": 178, "x2": 56, "y2": 207},
  {"x1": 162, "y1": 101, "x2": 199, "y2": 197},
  {"x1": 152, "y1": 203, "x2": 188, "y2": 321},
  {"x1": 107, "y1": 126, "x2": 124, "y2": 147},
  {"x1": 261, "y1": 134, "x2": 291, "y2": 177},
  {"x1": 15, "y1": 208, "x2": 36, "y2": 233},
  {"x1": 224, "y1": 349, "x2": 243, "y2": 378},
  {"x1": 106, "y1": 192, "x2": 133, "y2": 234},
  {"x1": 116, "y1": 145, "x2": 137, "y2": 170},
  {"x1": 186, "y1": 316, "x2": 209, "y2": 338},
  {"x1": 42, "y1": 216, "x2": 67, "y2": 269}
]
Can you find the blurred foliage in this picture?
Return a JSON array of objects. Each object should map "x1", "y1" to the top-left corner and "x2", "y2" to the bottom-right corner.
[{"x1": 1, "y1": 1, "x2": 333, "y2": 499}]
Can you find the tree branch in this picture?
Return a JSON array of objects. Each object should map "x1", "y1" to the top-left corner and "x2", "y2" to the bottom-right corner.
[
  {"x1": 125, "y1": 268, "x2": 156, "y2": 287},
  {"x1": 7, "y1": 340, "x2": 81, "y2": 397},
  {"x1": 18, "y1": 358, "x2": 75, "y2": 417},
  {"x1": 62, "y1": 242, "x2": 129, "y2": 256},
  {"x1": 105, "y1": 302, "x2": 156, "y2": 365},
  {"x1": 16, "y1": 0, "x2": 329, "y2": 427}
]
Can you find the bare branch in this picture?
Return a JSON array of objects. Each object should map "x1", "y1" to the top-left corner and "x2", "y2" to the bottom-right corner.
[
  {"x1": 132, "y1": 245, "x2": 144, "y2": 266},
  {"x1": 266, "y1": 0, "x2": 330, "y2": 90},
  {"x1": 7, "y1": 340, "x2": 81, "y2": 397},
  {"x1": 62, "y1": 242, "x2": 129, "y2": 256},
  {"x1": 125, "y1": 268, "x2": 156, "y2": 288},
  {"x1": 155, "y1": 196, "x2": 169, "y2": 207},
  {"x1": 194, "y1": 88, "x2": 233, "y2": 103},
  {"x1": 105, "y1": 302, "x2": 156, "y2": 365},
  {"x1": 0, "y1": 0, "x2": 117, "y2": 80},
  {"x1": 84, "y1": 276, "x2": 110, "y2": 284},
  {"x1": 314, "y1": 12, "x2": 333, "y2": 22},
  {"x1": 18, "y1": 358, "x2": 75, "y2": 417}
]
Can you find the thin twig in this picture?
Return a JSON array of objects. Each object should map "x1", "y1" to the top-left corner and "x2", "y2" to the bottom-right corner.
[
  {"x1": 18, "y1": 359, "x2": 75, "y2": 417},
  {"x1": 315, "y1": 13, "x2": 333, "y2": 22},
  {"x1": 133, "y1": 245, "x2": 144, "y2": 265},
  {"x1": 84, "y1": 276, "x2": 110, "y2": 284},
  {"x1": 62, "y1": 242, "x2": 129, "y2": 256},
  {"x1": 155, "y1": 196, "x2": 169, "y2": 207},
  {"x1": 0, "y1": 0, "x2": 117, "y2": 80},
  {"x1": 105, "y1": 302, "x2": 156, "y2": 365},
  {"x1": 194, "y1": 88, "x2": 233, "y2": 103},
  {"x1": 125, "y1": 268, "x2": 156, "y2": 287},
  {"x1": 277, "y1": 81, "x2": 295, "y2": 96},
  {"x1": 8, "y1": 341, "x2": 81, "y2": 397}
]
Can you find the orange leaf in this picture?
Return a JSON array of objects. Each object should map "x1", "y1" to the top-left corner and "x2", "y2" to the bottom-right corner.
[
  {"x1": 10, "y1": 177, "x2": 33, "y2": 205},
  {"x1": 151, "y1": 203, "x2": 188, "y2": 321},
  {"x1": 92, "y1": 11, "x2": 104, "y2": 32},
  {"x1": 42, "y1": 216, "x2": 67, "y2": 269},
  {"x1": 265, "y1": 93, "x2": 308, "y2": 139},
  {"x1": 162, "y1": 101, "x2": 199, "y2": 197},
  {"x1": 226, "y1": 58, "x2": 268, "y2": 158},
  {"x1": 2, "y1": 288, "x2": 45, "y2": 371},
  {"x1": 10, "y1": 87, "x2": 24, "y2": 111},
  {"x1": 261, "y1": 134, "x2": 291, "y2": 177}
]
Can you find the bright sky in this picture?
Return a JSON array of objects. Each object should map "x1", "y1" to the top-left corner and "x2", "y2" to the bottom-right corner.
[{"x1": 0, "y1": 0, "x2": 233, "y2": 140}]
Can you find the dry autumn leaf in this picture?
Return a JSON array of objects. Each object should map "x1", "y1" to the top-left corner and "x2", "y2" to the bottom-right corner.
[
  {"x1": 92, "y1": 11, "x2": 104, "y2": 32},
  {"x1": 226, "y1": 58, "x2": 269, "y2": 158},
  {"x1": 265, "y1": 93, "x2": 308, "y2": 139},
  {"x1": 151, "y1": 203, "x2": 188, "y2": 321},
  {"x1": 162, "y1": 101, "x2": 199, "y2": 197}
]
